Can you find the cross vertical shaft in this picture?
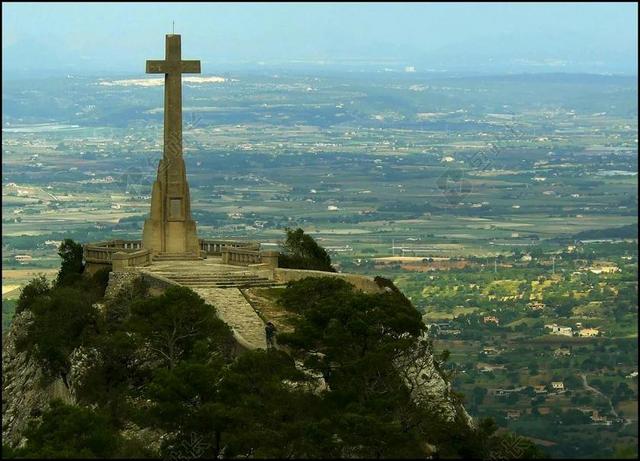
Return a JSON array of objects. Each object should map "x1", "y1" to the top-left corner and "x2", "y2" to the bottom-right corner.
[
  {"x1": 146, "y1": 34, "x2": 200, "y2": 166},
  {"x1": 142, "y1": 34, "x2": 201, "y2": 258}
]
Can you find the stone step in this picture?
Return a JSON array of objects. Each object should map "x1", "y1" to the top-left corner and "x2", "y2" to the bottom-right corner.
[
  {"x1": 176, "y1": 279, "x2": 274, "y2": 285},
  {"x1": 192, "y1": 287, "x2": 267, "y2": 349},
  {"x1": 173, "y1": 276, "x2": 270, "y2": 281},
  {"x1": 180, "y1": 282, "x2": 276, "y2": 288},
  {"x1": 150, "y1": 271, "x2": 253, "y2": 277},
  {"x1": 164, "y1": 274, "x2": 264, "y2": 279},
  {"x1": 152, "y1": 253, "x2": 203, "y2": 261},
  {"x1": 162, "y1": 277, "x2": 268, "y2": 283}
]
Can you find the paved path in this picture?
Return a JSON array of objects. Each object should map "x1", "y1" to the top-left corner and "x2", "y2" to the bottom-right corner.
[
  {"x1": 193, "y1": 287, "x2": 267, "y2": 350},
  {"x1": 581, "y1": 373, "x2": 619, "y2": 418},
  {"x1": 142, "y1": 259, "x2": 269, "y2": 349}
]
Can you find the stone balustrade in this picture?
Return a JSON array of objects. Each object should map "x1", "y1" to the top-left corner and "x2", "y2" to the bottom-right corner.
[
  {"x1": 199, "y1": 238, "x2": 260, "y2": 256},
  {"x1": 220, "y1": 247, "x2": 280, "y2": 268},
  {"x1": 83, "y1": 238, "x2": 277, "y2": 273},
  {"x1": 112, "y1": 249, "x2": 152, "y2": 272},
  {"x1": 221, "y1": 247, "x2": 262, "y2": 266},
  {"x1": 84, "y1": 240, "x2": 147, "y2": 274}
]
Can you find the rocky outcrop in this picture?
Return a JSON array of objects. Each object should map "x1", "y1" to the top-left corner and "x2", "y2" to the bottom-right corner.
[
  {"x1": 394, "y1": 336, "x2": 474, "y2": 426},
  {"x1": 2, "y1": 311, "x2": 74, "y2": 448},
  {"x1": 3, "y1": 273, "x2": 474, "y2": 451},
  {"x1": 104, "y1": 270, "x2": 140, "y2": 300}
]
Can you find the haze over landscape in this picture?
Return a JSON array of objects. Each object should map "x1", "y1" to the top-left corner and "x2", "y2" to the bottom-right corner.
[{"x1": 2, "y1": 2, "x2": 638, "y2": 76}]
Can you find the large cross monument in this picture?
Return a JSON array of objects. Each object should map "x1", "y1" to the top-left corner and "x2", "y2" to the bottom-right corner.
[{"x1": 142, "y1": 34, "x2": 201, "y2": 258}]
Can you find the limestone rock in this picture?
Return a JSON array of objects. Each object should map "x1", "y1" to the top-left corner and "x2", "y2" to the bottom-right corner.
[
  {"x1": 2, "y1": 311, "x2": 73, "y2": 448},
  {"x1": 104, "y1": 270, "x2": 139, "y2": 300}
]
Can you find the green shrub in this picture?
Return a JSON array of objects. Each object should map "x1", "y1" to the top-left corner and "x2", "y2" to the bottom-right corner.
[
  {"x1": 17, "y1": 286, "x2": 100, "y2": 378},
  {"x1": 56, "y1": 239, "x2": 85, "y2": 287},
  {"x1": 278, "y1": 228, "x2": 335, "y2": 272},
  {"x1": 15, "y1": 400, "x2": 122, "y2": 458},
  {"x1": 16, "y1": 274, "x2": 50, "y2": 314}
]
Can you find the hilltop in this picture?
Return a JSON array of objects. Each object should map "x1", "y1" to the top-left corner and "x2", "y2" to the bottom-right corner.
[{"x1": 2, "y1": 237, "x2": 543, "y2": 459}]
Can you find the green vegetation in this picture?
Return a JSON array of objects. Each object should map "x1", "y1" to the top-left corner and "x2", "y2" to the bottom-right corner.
[
  {"x1": 10, "y1": 400, "x2": 126, "y2": 459},
  {"x1": 56, "y1": 239, "x2": 85, "y2": 287},
  {"x1": 16, "y1": 283, "x2": 102, "y2": 379},
  {"x1": 385, "y1": 241, "x2": 638, "y2": 458},
  {"x1": 278, "y1": 227, "x2": 336, "y2": 272},
  {"x1": 6, "y1": 240, "x2": 545, "y2": 459},
  {"x1": 16, "y1": 274, "x2": 50, "y2": 315}
]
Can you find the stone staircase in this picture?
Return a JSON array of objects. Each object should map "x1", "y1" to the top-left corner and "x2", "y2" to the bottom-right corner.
[
  {"x1": 141, "y1": 260, "x2": 277, "y2": 349},
  {"x1": 193, "y1": 288, "x2": 267, "y2": 349},
  {"x1": 150, "y1": 271, "x2": 276, "y2": 289},
  {"x1": 152, "y1": 253, "x2": 203, "y2": 261}
]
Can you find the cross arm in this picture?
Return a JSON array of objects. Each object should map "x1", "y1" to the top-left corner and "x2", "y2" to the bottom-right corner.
[
  {"x1": 146, "y1": 60, "x2": 201, "y2": 74},
  {"x1": 146, "y1": 60, "x2": 168, "y2": 74},
  {"x1": 180, "y1": 60, "x2": 201, "y2": 74}
]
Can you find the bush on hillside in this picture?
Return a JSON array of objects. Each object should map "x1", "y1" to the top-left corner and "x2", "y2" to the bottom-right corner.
[{"x1": 278, "y1": 228, "x2": 335, "y2": 272}]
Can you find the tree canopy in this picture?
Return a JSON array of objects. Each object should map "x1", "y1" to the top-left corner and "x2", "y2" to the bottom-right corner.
[{"x1": 278, "y1": 227, "x2": 336, "y2": 272}]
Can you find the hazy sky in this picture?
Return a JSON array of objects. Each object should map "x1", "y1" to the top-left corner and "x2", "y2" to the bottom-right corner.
[{"x1": 2, "y1": 2, "x2": 638, "y2": 76}]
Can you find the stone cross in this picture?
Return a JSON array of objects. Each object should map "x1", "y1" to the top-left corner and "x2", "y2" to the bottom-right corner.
[
  {"x1": 142, "y1": 34, "x2": 201, "y2": 258},
  {"x1": 146, "y1": 34, "x2": 200, "y2": 165}
]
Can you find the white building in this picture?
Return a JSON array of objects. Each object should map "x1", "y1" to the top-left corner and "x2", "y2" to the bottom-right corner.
[{"x1": 545, "y1": 324, "x2": 573, "y2": 337}]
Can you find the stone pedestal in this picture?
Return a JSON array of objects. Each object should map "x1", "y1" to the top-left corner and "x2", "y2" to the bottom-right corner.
[
  {"x1": 261, "y1": 250, "x2": 280, "y2": 268},
  {"x1": 142, "y1": 158, "x2": 200, "y2": 257}
]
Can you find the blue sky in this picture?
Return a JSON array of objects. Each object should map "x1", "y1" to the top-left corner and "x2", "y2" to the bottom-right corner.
[{"x1": 2, "y1": 2, "x2": 637, "y2": 76}]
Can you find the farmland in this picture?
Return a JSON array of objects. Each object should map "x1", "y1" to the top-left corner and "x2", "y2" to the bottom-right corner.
[{"x1": 2, "y1": 70, "x2": 637, "y2": 457}]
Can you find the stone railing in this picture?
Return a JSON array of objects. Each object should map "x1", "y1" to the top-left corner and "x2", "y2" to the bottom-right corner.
[
  {"x1": 87, "y1": 239, "x2": 143, "y2": 251},
  {"x1": 84, "y1": 240, "x2": 143, "y2": 262},
  {"x1": 83, "y1": 240, "x2": 145, "y2": 275},
  {"x1": 112, "y1": 249, "x2": 152, "y2": 271},
  {"x1": 83, "y1": 238, "x2": 277, "y2": 272},
  {"x1": 222, "y1": 247, "x2": 262, "y2": 265},
  {"x1": 199, "y1": 238, "x2": 260, "y2": 256},
  {"x1": 221, "y1": 247, "x2": 279, "y2": 268}
]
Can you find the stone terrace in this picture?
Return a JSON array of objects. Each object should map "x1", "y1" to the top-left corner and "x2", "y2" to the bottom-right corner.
[{"x1": 140, "y1": 258, "x2": 277, "y2": 349}]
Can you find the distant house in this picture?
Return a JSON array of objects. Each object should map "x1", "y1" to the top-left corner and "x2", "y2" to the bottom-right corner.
[
  {"x1": 520, "y1": 254, "x2": 532, "y2": 262},
  {"x1": 578, "y1": 328, "x2": 600, "y2": 337},
  {"x1": 14, "y1": 255, "x2": 33, "y2": 263},
  {"x1": 554, "y1": 348, "x2": 571, "y2": 357},
  {"x1": 506, "y1": 409, "x2": 522, "y2": 420},
  {"x1": 529, "y1": 301, "x2": 545, "y2": 311},
  {"x1": 478, "y1": 364, "x2": 506, "y2": 373},
  {"x1": 551, "y1": 381, "x2": 565, "y2": 391},
  {"x1": 590, "y1": 411, "x2": 611, "y2": 425},
  {"x1": 545, "y1": 324, "x2": 573, "y2": 337},
  {"x1": 483, "y1": 316, "x2": 500, "y2": 325},
  {"x1": 589, "y1": 265, "x2": 620, "y2": 274},
  {"x1": 533, "y1": 385, "x2": 548, "y2": 394},
  {"x1": 440, "y1": 329, "x2": 461, "y2": 336},
  {"x1": 482, "y1": 346, "x2": 501, "y2": 355},
  {"x1": 489, "y1": 386, "x2": 525, "y2": 397},
  {"x1": 625, "y1": 371, "x2": 638, "y2": 379}
]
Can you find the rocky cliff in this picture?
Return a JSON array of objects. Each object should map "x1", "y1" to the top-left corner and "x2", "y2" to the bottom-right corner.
[
  {"x1": 2, "y1": 311, "x2": 74, "y2": 448},
  {"x1": 3, "y1": 273, "x2": 475, "y2": 454}
]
